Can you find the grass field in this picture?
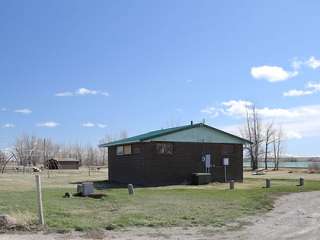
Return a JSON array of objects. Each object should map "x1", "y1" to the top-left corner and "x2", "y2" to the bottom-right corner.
[{"x1": 0, "y1": 168, "x2": 320, "y2": 232}]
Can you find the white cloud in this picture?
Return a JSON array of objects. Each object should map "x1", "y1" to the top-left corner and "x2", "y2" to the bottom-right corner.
[
  {"x1": 201, "y1": 106, "x2": 217, "y2": 114},
  {"x1": 76, "y1": 88, "x2": 97, "y2": 95},
  {"x1": 55, "y1": 92, "x2": 74, "y2": 97},
  {"x1": 97, "y1": 123, "x2": 107, "y2": 128},
  {"x1": 201, "y1": 100, "x2": 252, "y2": 118},
  {"x1": 1, "y1": 108, "x2": 7, "y2": 112},
  {"x1": 283, "y1": 89, "x2": 313, "y2": 97},
  {"x1": 285, "y1": 130, "x2": 303, "y2": 140},
  {"x1": 251, "y1": 65, "x2": 298, "y2": 82},
  {"x1": 200, "y1": 107, "x2": 221, "y2": 118},
  {"x1": 2, "y1": 123, "x2": 15, "y2": 128},
  {"x1": 290, "y1": 56, "x2": 320, "y2": 70},
  {"x1": 55, "y1": 88, "x2": 109, "y2": 97},
  {"x1": 256, "y1": 107, "x2": 304, "y2": 119},
  {"x1": 307, "y1": 82, "x2": 320, "y2": 91},
  {"x1": 222, "y1": 100, "x2": 252, "y2": 117},
  {"x1": 281, "y1": 118, "x2": 320, "y2": 139},
  {"x1": 220, "y1": 100, "x2": 320, "y2": 120},
  {"x1": 221, "y1": 123, "x2": 304, "y2": 140},
  {"x1": 291, "y1": 58, "x2": 304, "y2": 71},
  {"x1": 82, "y1": 122, "x2": 107, "y2": 128},
  {"x1": 82, "y1": 122, "x2": 95, "y2": 128},
  {"x1": 306, "y1": 56, "x2": 320, "y2": 69},
  {"x1": 14, "y1": 108, "x2": 32, "y2": 114},
  {"x1": 37, "y1": 121, "x2": 59, "y2": 128},
  {"x1": 202, "y1": 100, "x2": 320, "y2": 139},
  {"x1": 283, "y1": 81, "x2": 320, "y2": 97}
]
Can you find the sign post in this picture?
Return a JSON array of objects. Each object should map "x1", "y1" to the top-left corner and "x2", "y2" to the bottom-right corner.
[{"x1": 223, "y1": 158, "x2": 229, "y2": 182}]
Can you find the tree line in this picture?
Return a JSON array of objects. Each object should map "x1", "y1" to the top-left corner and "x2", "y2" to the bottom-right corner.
[{"x1": 0, "y1": 131, "x2": 128, "y2": 170}]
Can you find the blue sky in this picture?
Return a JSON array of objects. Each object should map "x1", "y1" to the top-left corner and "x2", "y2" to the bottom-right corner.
[{"x1": 1, "y1": 0, "x2": 320, "y2": 155}]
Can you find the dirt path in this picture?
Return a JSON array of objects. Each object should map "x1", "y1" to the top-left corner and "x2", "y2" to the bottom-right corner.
[{"x1": 1, "y1": 191, "x2": 320, "y2": 240}]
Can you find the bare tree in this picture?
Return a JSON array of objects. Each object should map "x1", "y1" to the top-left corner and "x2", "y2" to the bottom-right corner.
[
  {"x1": 272, "y1": 127, "x2": 283, "y2": 170},
  {"x1": 0, "y1": 151, "x2": 10, "y2": 173},
  {"x1": 0, "y1": 150, "x2": 18, "y2": 173},
  {"x1": 100, "y1": 147, "x2": 107, "y2": 166},
  {"x1": 81, "y1": 144, "x2": 103, "y2": 166},
  {"x1": 99, "y1": 135, "x2": 113, "y2": 166},
  {"x1": 57, "y1": 143, "x2": 85, "y2": 166},
  {"x1": 13, "y1": 135, "x2": 61, "y2": 168},
  {"x1": 263, "y1": 122, "x2": 275, "y2": 170},
  {"x1": 12, "y1": 133, "x2": 122, "y2": 169},
  {"x1": 42, "y1": 138, "x2": 60, "y2": 166},
  {"x1": 14, "y1": 135, "x2": 40, "y2": 166},
  {"x1": 241, "y1": 105, "x2": 263, "y2": 170},
  {"x1": 14, "y1": 136, "x2": 29, "y2": 166},
  {"x1": 74, "y1": 144, "x2": 84, "y2": 165}
]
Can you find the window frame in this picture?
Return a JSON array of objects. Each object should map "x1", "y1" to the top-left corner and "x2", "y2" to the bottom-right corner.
[
  {"x1": 116, "y1": 145, "x2": 124, "y2": 156},
  {"x1": 156, "y1": 142, "x2": 174, "y2": 155},
  {"x1": 116, "y1": 144, "x2": 132, "y2": 156},
  {"x1": 116, "y1": 144, "x2": 142, "y2": 157},
  {"x1": 124, "y1": 145, "x2": 132, "y2": 155}
]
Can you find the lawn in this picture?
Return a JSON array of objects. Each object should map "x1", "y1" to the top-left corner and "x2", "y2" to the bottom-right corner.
[{"x1": 0, "y1": 168, "x2": 319, "y2": 232}]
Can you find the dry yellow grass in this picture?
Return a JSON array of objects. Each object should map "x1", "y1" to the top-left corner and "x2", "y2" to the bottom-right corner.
[{"x1": 0, "y1": 168, "x2": 108, "y2": 191}]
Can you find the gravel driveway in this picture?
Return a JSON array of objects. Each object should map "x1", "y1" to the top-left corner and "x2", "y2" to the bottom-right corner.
[{"x1": 1, "y1": 191, "x2": 320, "y2": 240}]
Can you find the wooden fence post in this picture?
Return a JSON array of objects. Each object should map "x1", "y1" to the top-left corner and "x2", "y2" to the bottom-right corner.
[
  {"x1": 299, "y1": 177, "x2": 304, "y2": 186},
  {"x1": 266, "y1": 179, "x2": 271, "y2": 188},
  {"x1": 35, "y1": 175, "x2": 45, "y2": 225},
  {"x1": 128, "y1": 184, "x2": 134, "y2": 195},
  {"x1": 229, "y1": 180, "x2": 235, "y2": 190}
]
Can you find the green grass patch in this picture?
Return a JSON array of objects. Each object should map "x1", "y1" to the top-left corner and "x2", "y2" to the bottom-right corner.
[{"x1": 0, "y1": 172, "x2": 320, "y2": 231}]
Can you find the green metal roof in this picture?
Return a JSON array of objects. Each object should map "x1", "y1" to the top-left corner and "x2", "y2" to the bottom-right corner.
[{"x1": 99, "y1": 123, "x2": 251, "y2": 147}]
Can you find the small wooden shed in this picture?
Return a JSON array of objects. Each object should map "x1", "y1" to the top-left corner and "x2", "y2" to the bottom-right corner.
[
  {"x1": 46, "y1": 158, "x2": 80, "y2": 170},
  {"x1": 99, "y1": 122, "x2": 251, "y2": 186}
]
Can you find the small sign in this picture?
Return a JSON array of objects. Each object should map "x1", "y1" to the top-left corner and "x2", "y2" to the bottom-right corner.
[{"x1": 223, "y1": 158, "x2": 229, "y2": 166}]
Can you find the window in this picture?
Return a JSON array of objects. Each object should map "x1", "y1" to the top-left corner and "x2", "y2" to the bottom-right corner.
[
  {"x1": 116, "y1": 146, "x2": 124, "y2": 155},
  {"x1": 156, "y1": 143, "x2": 173, "y2": 155},
  {"x1": 116, "y1": 145, "x2": 132, "y2": 156},
  {"x1": 124, "y1": 145, "x2": 132, "y2": 155}
]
